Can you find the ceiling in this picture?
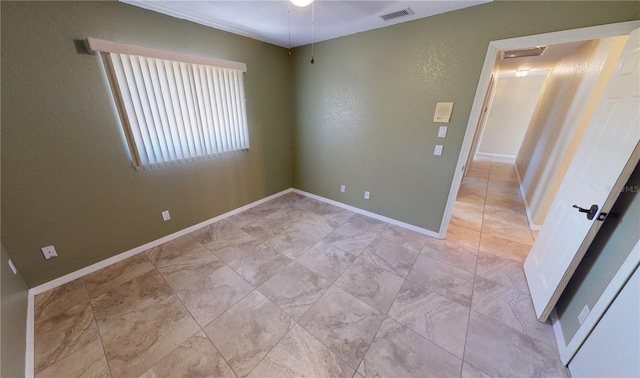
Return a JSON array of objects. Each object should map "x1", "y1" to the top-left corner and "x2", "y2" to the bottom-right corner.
[{"x1": 122, "y1": 0, "x2": 491, "y2": 48}]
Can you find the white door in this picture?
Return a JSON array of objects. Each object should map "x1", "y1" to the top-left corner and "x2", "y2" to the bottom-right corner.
[
  {"x1": 524, "y1": 28, "x2": 640, "y2": 321},
  {"x1": 568, "y1": 267, "x2": 640, "y2": 377}
]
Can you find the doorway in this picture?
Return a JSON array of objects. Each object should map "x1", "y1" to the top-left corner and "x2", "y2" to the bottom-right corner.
[{"x1": 439, "y1": 20, "x2": 640, "y2": 239}]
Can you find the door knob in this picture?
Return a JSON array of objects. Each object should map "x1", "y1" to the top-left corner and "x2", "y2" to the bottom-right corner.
[{"x1": 572, "y1": 204, "x2": 599, "y2": 220}]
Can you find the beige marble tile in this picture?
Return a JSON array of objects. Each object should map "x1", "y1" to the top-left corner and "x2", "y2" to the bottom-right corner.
[
  {"x1": 241, "y1": 214, "x2": 297, "y2": 240},
  {"x1": 204, "y1": 290, "x2": 294, "y2": 377},
  {"x1": 461, "y1": 362, "x2": 492, "y2": 378},
  {"x1": 479, "y1": 232, "x2": 532, "y2": 263},
  {"x1": 482, "y1": 218, "x2": 534, "y2": 246},
  {"x1": 476, "y1": 251, "x2": 529, "y2": 293},
  {"x1": 465, "y1": 311, "x2": 567, "y2": 378},
  {"x1": 139, "y1": 331, "x2": 235, "y2": 378},
  {"x1": 450, "y1": 202, "x2": 484, "y2": 232},
  {"x1": 227, "y1": 245, "x2": 293, "y2": 286},
  {"x1": 90, "y1": 270, "x2": 174, "y2": 335},
  {"x1": 286, "y1": 208, "x2": 339, "y2": 239},
  {"x1": 458, "y1": 182, "x2": 488, "y2": 200},
  {"x1": 485, "y1": 195, "x2": 524, "y2": 213},
  {"x1": 248, "y1": 324, "x2": 354, "y2": 378},
  {"x1": 482, "y1": 205, "x2": 530, "y2": 228},
  {"x1": 146, "y1": 234, "x2": 225, "y2": 291},
  {"x1": 35, "y1": 338, "x2": 108, "y2": 378},
  {"x1": 226, "y1": 204, "x2": 280, "y2": 228},
  {"x1": 299, "y1": 286, "x2": 384, "y2": 369},
  {"x1": 334, "y1": 257, "x2": 404, "y2": 314},
  {"x1": 341, "y1": 213, "x2": 389, "y2": 234},
  {"x1": 177, "y1": 265, "x2": 254, "y2": 327},
  {"x1": 209, "y1": 238, "x2": 269, "y2": 265},
  {"x1": 445, "y1": 223, "x2": 481, "y2": 250},
  {"x1": 381, "y1": 225, "x2": 429, "y2": 253},
  {"x1": 100, "y1": 294, "x2": 200, "y2": 378},
  {"x1": 472, "y1": 278, "x2": 556, "y2": 346},
  {"x1": 358, "y1": 318, "x2": 462, "y2": 378},
  {"x1": 262, "y1": 227, "x2": 319, "y2": 259},
  {"x1": 35, "y1": 278, "x2": 89, "y2": 323},
  {"x1": 323, "y1": 224, "x2": 377, "y2": 257},
  {"x1": 258, "y1": 262, "x2": 331, "y2": 320},
  {"x1": 421, "y1": 237, "x2": 478, "y2": 274},
  {"x1": 466, "y1": 166, "x2": 490, "y2": 180},
  {"x1": 359, "y1": 238, "x2": 419, "y2": 278},
  {"x1": 296, "y1": 241, "x2": 357, "y2": 283},
  {"x1": 84, "y1": 253, "x2": 155, "y2": 298},
  {"x1": 388, "y1": 280, "x2": 469, "y2": 358},
  {"x1": 191, "y1": 220, "x2": 255, "y2": 250},
  {"x1": 407, "y1": 255, "x2": 474, "y2": 307},
  {"x1": 34, "y1": 302, "x2": 100, "y2": 375}
]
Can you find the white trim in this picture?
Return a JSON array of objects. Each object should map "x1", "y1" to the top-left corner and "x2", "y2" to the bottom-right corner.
[
  {"x1": 475, "y1": 152, "x2": 516, "y2": 160},
  {"x1": 25, "y1": 188, "x2": 291, "y2": 377},
  {"x1": 292, "y1": 189, "x2": 441, "y2": 239},
  {"x1": 28, "y1": 188, "x2": 291, "y2": 296},
  {"x1": 25, "y1": 294, "x2": 35, "y2": 378},
  {"x1": 441, "y1": 20, "x2": 640, "y2": 240},
  {"x1": 514, "y1": 165, "x2": 543, "y2": 231},
  {"x1": 24, "y1": 186, "x2": 442, "y2": 377},
  {"x1": 86, "y1": 37, "x2": 247, "y2": 72},
  {"x1": 557, "y1": 238, "x2": 640, "y2": 365},
  {"x1": 550, "y1": 309, "x2": 568, "y2": 367}
]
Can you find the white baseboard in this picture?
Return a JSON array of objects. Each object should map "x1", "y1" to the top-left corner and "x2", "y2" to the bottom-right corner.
[
  {"x1": 25, "y1": 187, "x2": 292, "y2": 377},
  {"x1": 25, "y1": 187, "x2": 440, "y2": 377},
  {"x1": 475, "y1": 152, "x2": 516, "y2": 161},
  {"x1": 292, "y1": 189, "x2": 440, "y2": 239},
  {"x1": 514, "y1": 165, "x2": 542, "y2": 231}
]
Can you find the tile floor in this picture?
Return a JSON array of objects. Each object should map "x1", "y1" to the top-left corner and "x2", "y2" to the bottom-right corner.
[{"x1": 33, "y1": 157, "x2": 568, "y2": 377}]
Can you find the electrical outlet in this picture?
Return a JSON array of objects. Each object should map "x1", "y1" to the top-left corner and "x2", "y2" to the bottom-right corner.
[
  {"x1": 438, "y1": 126, "x2": 448, "y2": 138},
  {"x1": 364, "y1": 191, "x2": 370, "y2": 200},
  {"x1": 578, "y1": 304, "x2": 590, "y2": 324},
  {"x1": 162, "y1": 210, "x2": 171, "y2": 222},
  {"x1": 41, "y1": 245, "x2": 58, "y2": 260},
  {"x1": 434, "y1": 145, "x2": 443, "y2": 156},
  {"x1": 340, "y1": 184, "x2": 346, "y2": 193}
]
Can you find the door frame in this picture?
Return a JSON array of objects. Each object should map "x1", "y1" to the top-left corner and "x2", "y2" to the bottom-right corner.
[{"x1": 438, "y1": 20, "x2": 640, "y2": 238}]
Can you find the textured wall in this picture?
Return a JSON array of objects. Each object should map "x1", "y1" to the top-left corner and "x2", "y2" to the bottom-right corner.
[
  {"x1": 292, "y1": 1, "x2": 639, "y2": 232},
  {"x1": 477, "y1": 74, "x2": 547, "y2": 157},
  {"x1": 1, "y1": 1, "x2": 293, "y2": 287}
]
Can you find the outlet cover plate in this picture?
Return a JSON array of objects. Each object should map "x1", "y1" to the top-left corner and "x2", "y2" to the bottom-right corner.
[
  {"x1": 162, "y1": 210, "x2": 171, "y2": 221},
  {"x1": 578, "y1": 304, "x2": 590, "y2": 324},
  {"x1": 41, "y1": 245, "x2": 58, "y2": 260}
]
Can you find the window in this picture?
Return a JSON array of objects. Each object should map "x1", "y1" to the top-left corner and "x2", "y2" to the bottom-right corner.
[{"x1": 87, "y1": 38, "x2": 249, "y2": 168}]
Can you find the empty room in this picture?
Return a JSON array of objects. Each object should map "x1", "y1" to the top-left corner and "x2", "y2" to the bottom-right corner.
[{"x1": 2, "y1": 1, "x2": 639, "y2": 377}]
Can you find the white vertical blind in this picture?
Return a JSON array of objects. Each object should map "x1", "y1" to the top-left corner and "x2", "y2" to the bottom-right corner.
[{"x1": 104, "y1": 50, "x2": 249, "y2": 167}]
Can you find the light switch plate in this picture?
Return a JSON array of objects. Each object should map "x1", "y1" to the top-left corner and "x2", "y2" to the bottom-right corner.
[
  {"x1": 434, "y1": 102, "x2": 454, "y2": 123},
  {"x1": 434, "y1": 145, "x2": 443, "y2": 156},
  {"x1": 162, "y1": 210, "x2": 171, "y2": 221},
  {"x1": 438, "y1": 126, "x2": 447, "y2": 138}
]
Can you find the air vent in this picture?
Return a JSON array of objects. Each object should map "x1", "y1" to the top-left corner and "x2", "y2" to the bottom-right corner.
[
  {"x1": 501, "y1": 46, "x2": 547, "y2": 59},
  {"x1": 380, "y1": 7, "x2": 414, "y2": 21}
]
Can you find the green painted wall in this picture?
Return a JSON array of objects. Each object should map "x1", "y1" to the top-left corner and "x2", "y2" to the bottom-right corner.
[
  {"x1": 1, "y1": 1, "x2": 293, "y2": 287},
  {"x1": 291, "y1": 1, "x2": 639, "y2": 232},
  {"x1": 1, "y1": 244, "x2": 29, "y2": 378},
  {"x1": 556, "y1": 163, "x2": 640, "y2": 343}
]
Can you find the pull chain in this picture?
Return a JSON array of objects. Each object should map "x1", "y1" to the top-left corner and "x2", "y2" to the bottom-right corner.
[{"x1": 310, "y1": 2, "x2": 315, "y2": 64}]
